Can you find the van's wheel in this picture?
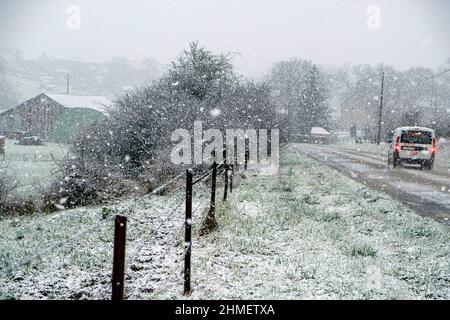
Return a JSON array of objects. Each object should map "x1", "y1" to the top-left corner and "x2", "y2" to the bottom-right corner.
[
  {"x1": 393, "y1": 153, "x2": 400, "y2": 168},
  {"x1": 423, "y1": 160, "x2": 434, "y2": 170}
]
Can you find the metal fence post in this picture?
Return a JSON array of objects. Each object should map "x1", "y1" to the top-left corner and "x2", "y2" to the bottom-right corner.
[
  {"x1": 184, "y1": 169, "x2": 193, "y2": 295},
  {"x1": 112, "y1": 215, "x2": 127, "y2": 301}
]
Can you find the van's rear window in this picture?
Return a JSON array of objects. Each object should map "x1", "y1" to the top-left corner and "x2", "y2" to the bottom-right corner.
[{"x1": 401, "y1": 131, "x2": 432, "y2": 144}]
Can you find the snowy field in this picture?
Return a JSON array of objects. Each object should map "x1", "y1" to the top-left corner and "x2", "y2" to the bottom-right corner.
[
  {"x1": 334, "y1": 140, "x2": 390, "y2": 155},
  {"x1": 0, "y1": 140, "x2": 70, "y2": 197},
  {"x1": 0, "y1": 147, "x2": 448, "y2": 300}
]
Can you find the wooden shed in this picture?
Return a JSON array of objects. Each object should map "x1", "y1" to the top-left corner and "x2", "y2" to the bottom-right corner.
[{"x1": 0, "y1": 93, "x2": 112, "y2": 143}]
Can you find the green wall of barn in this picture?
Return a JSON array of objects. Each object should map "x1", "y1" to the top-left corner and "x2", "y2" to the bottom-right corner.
[{"x1": 48, "y1": 108, "x2": 106, "y2": 143}]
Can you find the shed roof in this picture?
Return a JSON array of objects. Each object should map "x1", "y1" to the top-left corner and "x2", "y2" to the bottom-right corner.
[
  {"x1": 311, "y1": 127, "x2": 330, "y2": 136},
  {"x1": 45, "y1": 93, "x2": 112, "y2": 114}
]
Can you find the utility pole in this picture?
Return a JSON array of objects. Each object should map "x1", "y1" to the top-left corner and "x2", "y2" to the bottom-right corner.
[
  {"x1": 66, "y1": 73, "x2": 70, "y2": 95},
  {"x1": 430, "y1": 79, "x2": 438, "y2": 121},
  {"x1": 376, "y1": 71, "x2": 385, "y2": 145}
]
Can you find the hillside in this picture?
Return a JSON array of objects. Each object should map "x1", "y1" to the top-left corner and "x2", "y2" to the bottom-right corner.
[{"x1": 0, "y1": 50, "x2": 164, "y2": 111}]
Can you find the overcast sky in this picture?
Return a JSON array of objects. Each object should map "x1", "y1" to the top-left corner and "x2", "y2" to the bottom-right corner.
[{"x1": 0, "y1": 0, "x2": 449, "y2": 76}]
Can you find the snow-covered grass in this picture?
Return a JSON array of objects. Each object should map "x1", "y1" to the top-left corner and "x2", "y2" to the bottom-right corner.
[
  {"x1": 182, "y1": 149, "x2": 449, "y2": 299},
  {"x1": 2, "y1": 140, "x2": 69, "y2": 159},
  {"x1": 0, "y1": 140, "x2": 70, "y2": 197},
  {"x1": 0, "y1": 147, "x2": 448, "y2": 300},
  {"x1": 0, "y1": 184, "x2": 211, "y2": 300},
  {"x1": 333, "y1": 140, "x2": 389, "y2": 156}
]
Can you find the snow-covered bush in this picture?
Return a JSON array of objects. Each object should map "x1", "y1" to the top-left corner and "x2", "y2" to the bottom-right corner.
[
  {"x1": 266, "y1": 58, "x2": 330, "y2": 140},
  {"x1": 42, "y1": 156, "x2": 142, "y2": 211},
  {"x1": 0, "y1": 168, "x2": 35, "y2": 217},
  {"x1": 0, "y1": 168, "x2": 17, "y2": 206},
  {"x1": 67, "y1": 43, "x2": 280, "y2": 200}
]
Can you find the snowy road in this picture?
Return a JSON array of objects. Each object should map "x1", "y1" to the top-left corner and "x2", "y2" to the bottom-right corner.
[{"x1": 292, "y1": 143, "x2": 450, "y2": 226}]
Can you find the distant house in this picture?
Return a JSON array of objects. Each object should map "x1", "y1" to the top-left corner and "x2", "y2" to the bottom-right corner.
[
  {"x1": 310, "y1": 127, "x2": 331, "y2": 144},
  {"x1": 0, "y1": 93, "x2": 112, "y2": 143},
  {"x1": 310, "y1": 127, "x2": 330, "y2": 137},
  {"x1": 340, "y1": 99, "x2": 377, "y2": 139}
]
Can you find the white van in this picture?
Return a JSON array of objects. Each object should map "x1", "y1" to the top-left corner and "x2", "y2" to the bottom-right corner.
[{"x1": 387, "y1": 127, "x2": 436, "y2": 170}]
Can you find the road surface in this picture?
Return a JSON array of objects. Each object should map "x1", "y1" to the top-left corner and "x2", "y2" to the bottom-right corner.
[{"x1": 292, "y1": 143, "x2": 450, "y2": 226}]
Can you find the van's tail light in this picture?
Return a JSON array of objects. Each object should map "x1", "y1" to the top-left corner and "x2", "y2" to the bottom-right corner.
[
  {"x1": 395, "y1": 136, "x2": 401, "y2": 152},
  {"x1": 431, "y1": 138, "x2": 436, "y2": 153}
]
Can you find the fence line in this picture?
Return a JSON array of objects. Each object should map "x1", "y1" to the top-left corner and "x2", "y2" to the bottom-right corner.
[
  {"x1": 0, "y1": 153, "x2": 66, "y2": 163},
  {"x1": 1, "y1": 147, "x2": 241, "y2": 300},
  {"x1": 1, "y1": 215, "x2": 115, "y2": 277},
  {"x1": 2, "y1": 154, "x2": 218, "y2": 279}
]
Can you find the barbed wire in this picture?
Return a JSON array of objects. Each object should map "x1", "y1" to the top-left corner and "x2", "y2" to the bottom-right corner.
[
  {"x1": 127, "y1": 192, "x2": 186, "y2": 266},
  {"x1": 0, "y1": 153, "x2": 65, "y2": 162},
  {"x1": 0, "y1": 148, "x2": 230, "y2": 281},
  {"x1": 0, "y1": 214, "x2": 115, "y2": 278},
  {"x1": 146, "y1": 148, "x2": 226, "y2": 195},
  {"x1": 0, "y1": 200, "x2": 145, "y2": 280},
  {"x1": 192, "y1": 160, "x2": 226, "y2": 185},
  {"x1": 14, "y1": 174, "x2": 57, "y2": 189},
  {"x1": 192, "y1": 168, "x2": 214, "y2": 185},
  {"x1": 126, "y1": 181, "x2": 212, "y2": 274}
]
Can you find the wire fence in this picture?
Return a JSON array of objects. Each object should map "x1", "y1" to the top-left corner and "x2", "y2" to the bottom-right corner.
[
  {"x1": 0, "y1": 152, "x2": 67, "y2": 163},
  {"x1": 0, "y1": 148, "x2": 249, "y2": 300}
]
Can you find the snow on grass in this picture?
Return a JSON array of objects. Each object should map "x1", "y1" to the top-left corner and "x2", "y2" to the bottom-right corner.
[
  {"x1": 335, "y1": 140, "x2": 389, "y2": 156},
  {"x1": 1, "y1": 140, "x2": 70, "y2": 198},
  {"x1": 183, "y1": 149, "x2": 449, "y2": 300},
  {"x1": 2, "y1": 140, "x2": 69, "y2": 159},
  {"x1": 0, "y1": 147, "x2": 449, "y2": 300},
  {"x1": 0, "y1": 183, "x2": 211, "y2": 300}
]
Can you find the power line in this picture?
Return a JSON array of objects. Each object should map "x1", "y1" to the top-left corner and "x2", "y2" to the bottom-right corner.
[
  {"x1": 421, "y1": 68, "x2": 450, "y2": 82},
  {"x1": 339, "y1": 74, "x2": 381, "y2": 106},
  {"x1": 339, "y1": 68, "x2": 450, "y2": 107}
]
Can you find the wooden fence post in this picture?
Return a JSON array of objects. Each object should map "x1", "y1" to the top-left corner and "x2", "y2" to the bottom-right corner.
[
  {"x1": 229, "y1": 164, "x2": 233, "y2": 193},
  {"x1": 184, "y1": 169, "x2": 193, "y2": 295},
  {"x1": 223, "y1": 166, "x2": 229, "y2": 201},
  {"x1": 210, "y1": 160, "x2": 217, "y2": 216},
  {"x1": 244, "y1": 145, "x2": 249, "y2": 170},
  {"x1": 112, "y1": 215, "x2": 127, "y2": 301},
  {"x1": 223, "y1": 149, "x2": 228, "y2": 201},
  {"x1": 199, "y1": 154, "x2": 218, "y2": 236}
]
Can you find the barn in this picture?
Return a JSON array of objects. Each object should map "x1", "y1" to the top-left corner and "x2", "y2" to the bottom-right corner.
[{"x1": 0, "y1": 93, "x2": 112, "y2": 143}]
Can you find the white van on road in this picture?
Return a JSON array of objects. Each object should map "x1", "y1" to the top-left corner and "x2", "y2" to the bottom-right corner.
[{"x1": 387, "y1": 127, "x2": 436, "y2": 170}]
